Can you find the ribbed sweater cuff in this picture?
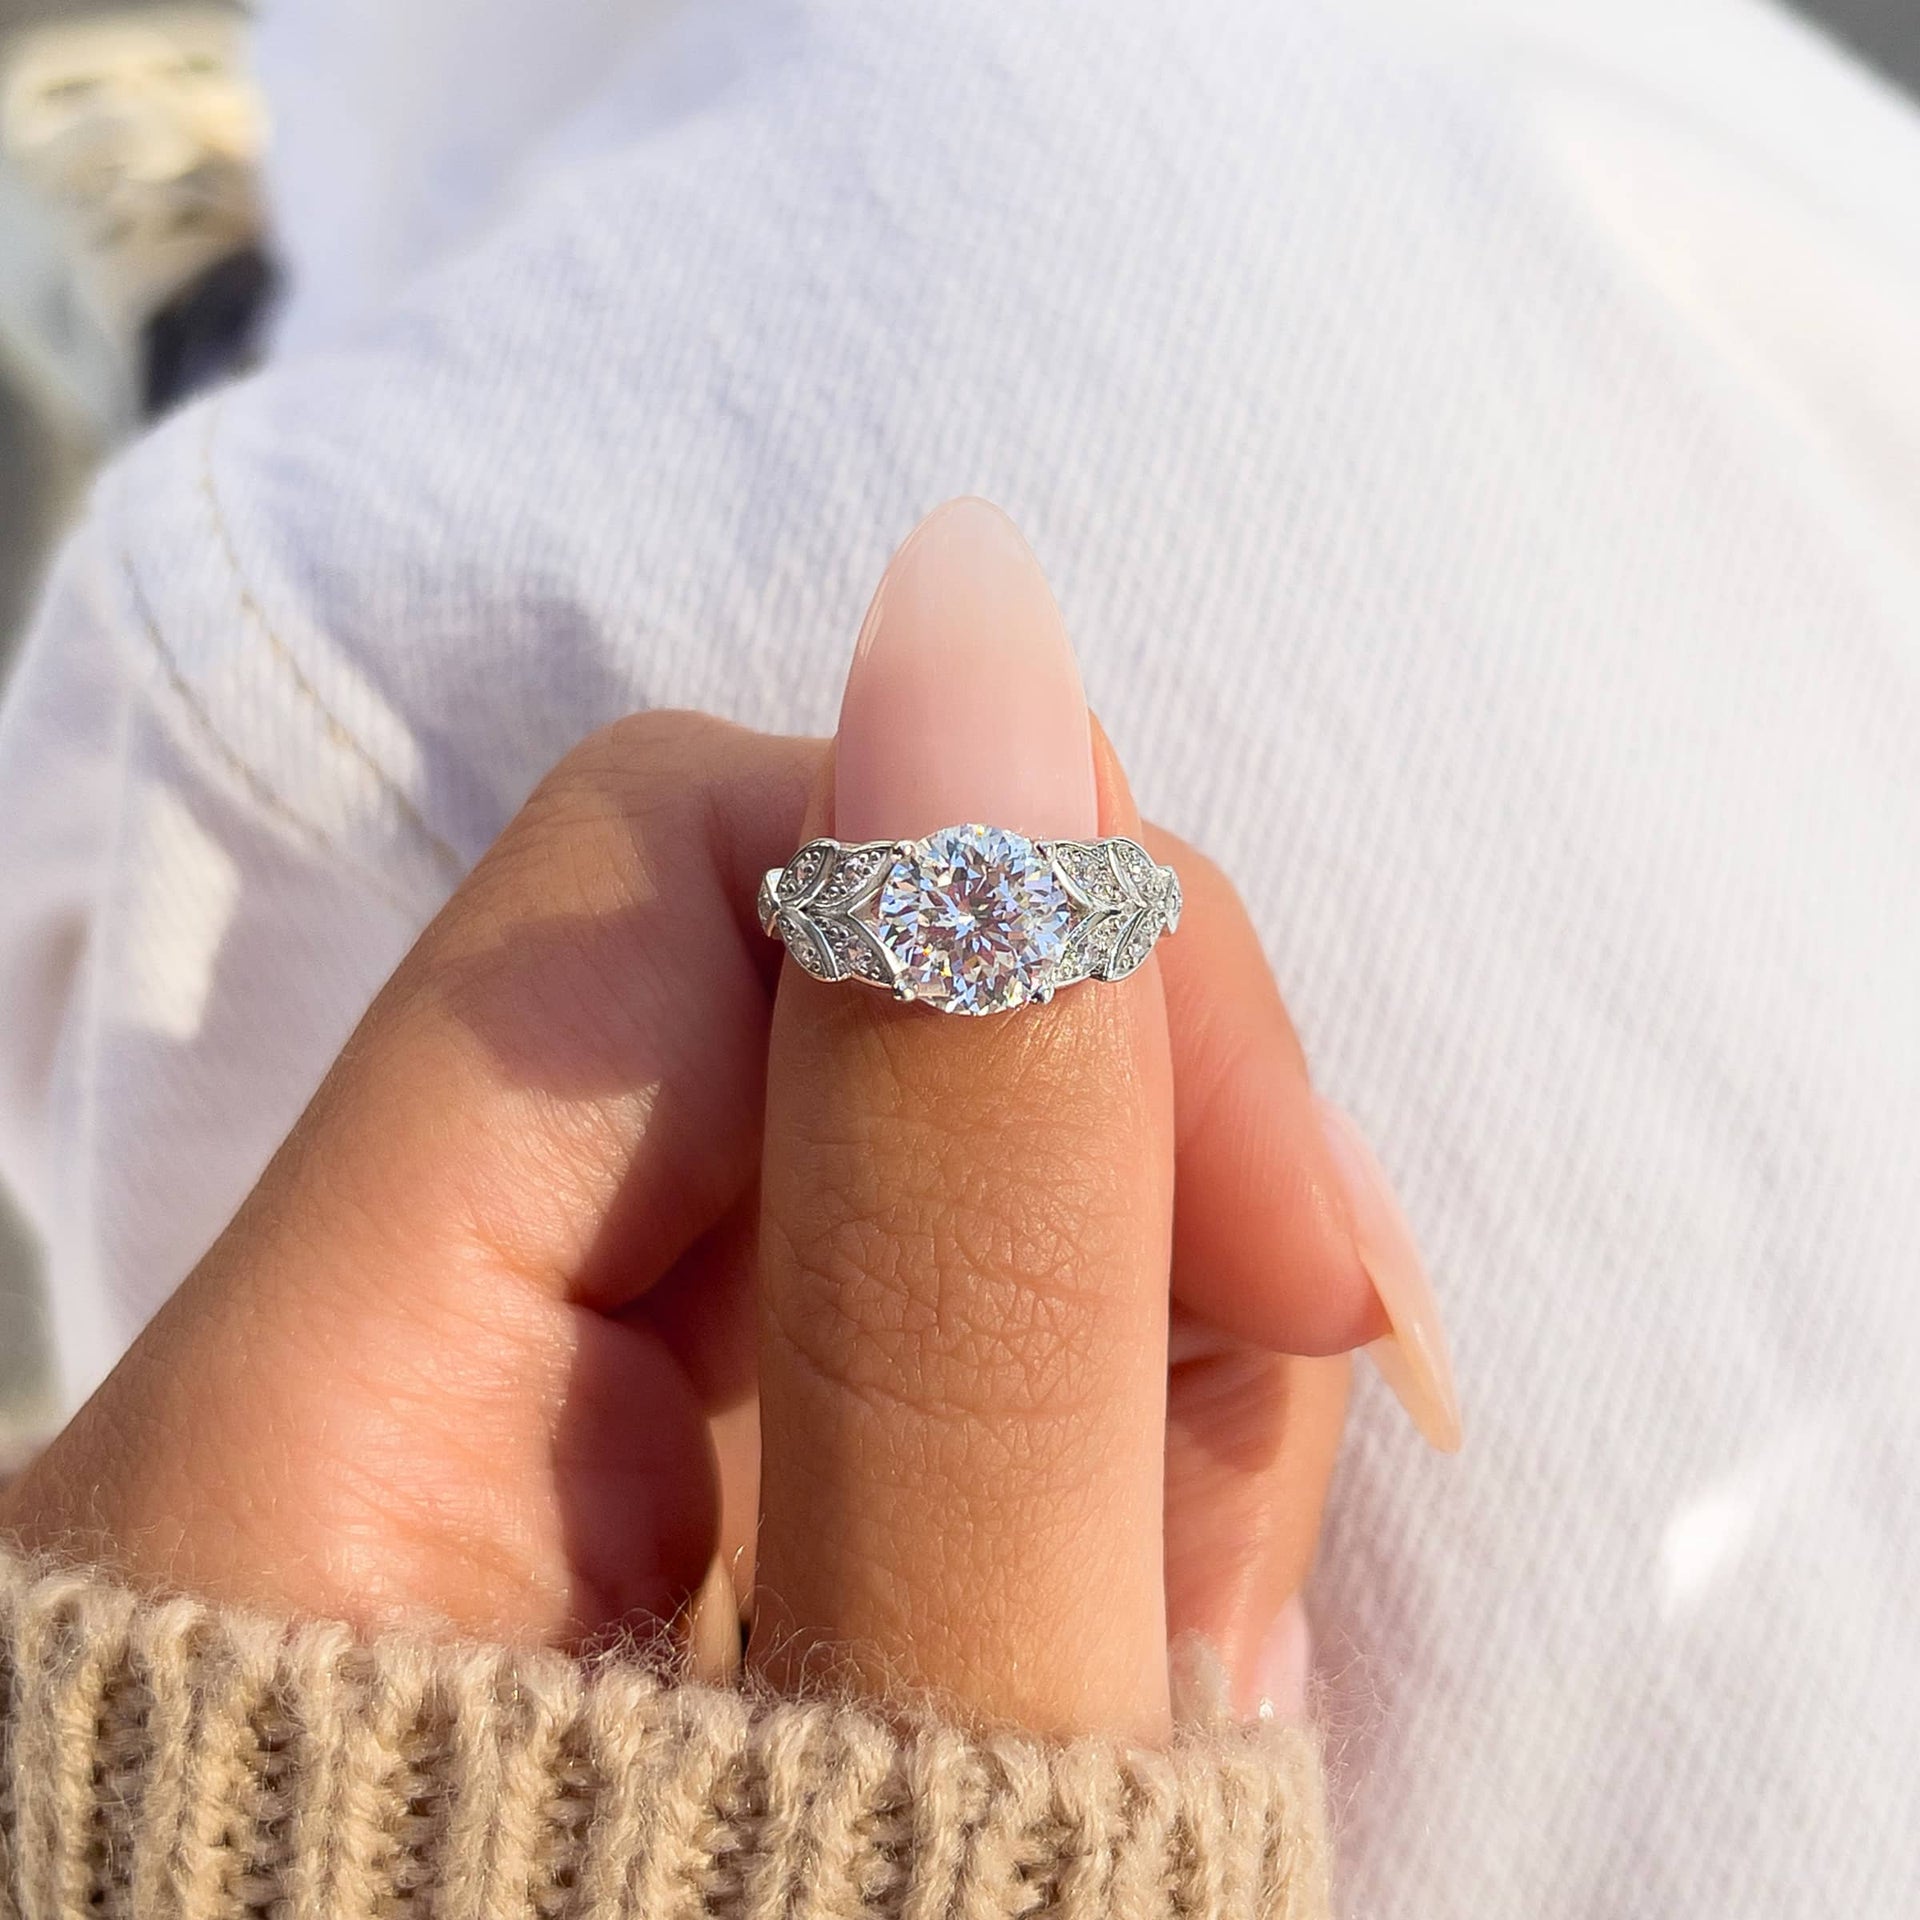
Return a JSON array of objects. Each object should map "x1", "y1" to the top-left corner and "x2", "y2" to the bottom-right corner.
[{"x1": 0, "y1": 1549, "x2": 1330, "y2": 1919}]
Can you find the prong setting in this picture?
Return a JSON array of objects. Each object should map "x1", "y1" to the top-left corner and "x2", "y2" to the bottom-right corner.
[{"x1": 764, "y1": 827, "x2": 1180, "y2": 1015}]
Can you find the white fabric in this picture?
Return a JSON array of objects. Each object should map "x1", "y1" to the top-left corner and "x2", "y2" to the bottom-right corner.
[{"x1": 3, "y1": 0, "x2": 1918, "y2": 1909}]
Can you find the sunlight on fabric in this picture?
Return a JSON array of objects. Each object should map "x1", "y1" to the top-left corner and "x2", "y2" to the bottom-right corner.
[
  {"x1": 121, "y1": 781, "x2": 240, "y2": 1041},
  {"x1": 1659, "y1": 1479, "x2": 1760, "y2": 1618},
  {"x1": 1658, "y1": 1416, "x2": 1840, "y2": 1620}
]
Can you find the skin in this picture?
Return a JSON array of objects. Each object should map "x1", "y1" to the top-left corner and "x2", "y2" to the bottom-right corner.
[{"x1": 0, "y1": 512, "x2": 1385, "y2": 1734}]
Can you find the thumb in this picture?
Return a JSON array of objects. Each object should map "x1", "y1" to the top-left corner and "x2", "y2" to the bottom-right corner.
[{"x1": 752, "y1": 499, "x2": 1176, "y2": 1739}]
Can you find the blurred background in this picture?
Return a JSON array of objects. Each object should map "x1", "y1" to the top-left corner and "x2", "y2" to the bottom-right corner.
[
  {"x1": 1, "y1": 0, "x2": 1917, "y2": 1446},
  {"x1": 1, "y1": 0, "x2": 268, "y2": 1456}
]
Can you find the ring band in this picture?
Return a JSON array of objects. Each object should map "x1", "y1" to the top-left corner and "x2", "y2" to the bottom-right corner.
[{"x1": 758, "y1": 822, "x2": 1182, "y2": 1016}]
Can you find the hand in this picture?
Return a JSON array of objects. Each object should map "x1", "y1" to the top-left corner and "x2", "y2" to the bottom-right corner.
[{"x1": 0, "y1": 500, "x2": 1454, "y2": 1733}]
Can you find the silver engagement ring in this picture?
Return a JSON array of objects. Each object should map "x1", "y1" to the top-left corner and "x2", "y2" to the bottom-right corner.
[{"x1": 758, "y1": 823, "x2": 1182, "y2": 1016}]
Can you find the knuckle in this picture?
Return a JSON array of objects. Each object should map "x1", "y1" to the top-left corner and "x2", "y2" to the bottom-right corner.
[
  {"x1": 768, "y1": 1041, "x2": 1145, "y2": 1426},
  {"x1": 385, "y1": 716, "x2": 773, "y2": 1089},
  {"x1": 509, "y1": 711, "x2": 743, "y2": 879},
  {"x1": 544, "y1": 708, "x2": 739, "y2": 801},
  {"x1": 449, "y1": 711, "x2": 748, "y2": 932}
]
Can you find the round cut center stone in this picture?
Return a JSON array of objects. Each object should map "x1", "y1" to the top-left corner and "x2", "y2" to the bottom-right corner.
[{"x1": 875, "y1": 824, "x2": 1071, "y2": 1014}]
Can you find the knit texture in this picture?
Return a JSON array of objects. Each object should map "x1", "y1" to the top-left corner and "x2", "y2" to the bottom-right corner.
[{"x1": 0, "y1": 1550, "x2": 1329, "y2": 1920}]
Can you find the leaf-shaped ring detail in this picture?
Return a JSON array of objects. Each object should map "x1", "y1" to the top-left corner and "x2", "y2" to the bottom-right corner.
[{"x1": 758, "y1": 824, "x2": 1181, "y2": 1017}]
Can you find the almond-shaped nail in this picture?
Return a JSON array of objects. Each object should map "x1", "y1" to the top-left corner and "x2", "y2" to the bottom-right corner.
[
  {"x1": 836, "y1": 497, "x2": 1097, "y2": 840},
  {"x1": 1245, "y1": 1595, "x2": 1313, "y2": 1723},
  {"x1": 1315, "y1": 1097, "x2": 1463, "y2": 1452},
  {"x1": 683, "y1": 1554, "x2": 743, "y2": 1683}
]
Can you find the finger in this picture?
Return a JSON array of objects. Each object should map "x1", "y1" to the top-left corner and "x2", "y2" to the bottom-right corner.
[
  {"x1": 626, "y1": 1196, "x2": 762, "y2": 1602},
  {"x1": 1143, "y1": 812, "x2": 1459, "y2": 1449},
  {"x1": 1143, "y1": 821, "x2": 1380, "y2": 1356},
  {"x1": 753, "y1": 498, "x2": 1176, "y2": 1738},
  {"x1": 1164, "y1": 1320, "x2": 1348, "y2": 1718}
]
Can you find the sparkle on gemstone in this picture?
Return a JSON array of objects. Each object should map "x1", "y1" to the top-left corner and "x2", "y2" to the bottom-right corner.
[{"x1": 873, "y1": 824, "x2": 1071, "y2": 1015}]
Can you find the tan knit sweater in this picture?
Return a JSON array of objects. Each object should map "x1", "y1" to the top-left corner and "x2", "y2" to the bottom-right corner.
[{"x1": 0, "y1": 1548, "x2": 1329, "y2": 1920}]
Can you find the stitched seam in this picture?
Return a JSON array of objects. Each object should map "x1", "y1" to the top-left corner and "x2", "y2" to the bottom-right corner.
[
  {"x1": 121, "y1": 553, "x2": 419, "y2": 918},
  {"x1": 200, "y1": 398, "x2": 465, "y2": 881}
]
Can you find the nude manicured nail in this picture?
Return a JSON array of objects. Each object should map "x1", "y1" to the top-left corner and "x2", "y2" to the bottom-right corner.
[
  {"x1": 684, "y1": 1554, "x2": 743, "y2": 1684},
  {"x1": 1246, "y1": 1595, "x2": 1312, "y2": 1723},
  {"x1": 1315, "y1": 1097, "x2": 1464, "y2": 1452},
  {"x1": 836, "y1": 498, "x2": 1097, "y2": 839}
]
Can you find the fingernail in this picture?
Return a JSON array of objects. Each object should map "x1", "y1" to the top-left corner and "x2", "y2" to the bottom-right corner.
[
  {"x1": 1245, "y1": 1595, "x2": 1313, "y2": 1723},
  {"x1": 836, "y1": 497, "x2": 1097, "y2": 840},
  {"x1": 1315, "y1": 1097, "x2": 1464, "y2": 1452},
  {"x1": 684, "y1": 1554, "x2": 744, "y2": 1683}
]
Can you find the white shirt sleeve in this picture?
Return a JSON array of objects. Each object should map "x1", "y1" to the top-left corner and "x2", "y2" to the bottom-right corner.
[{"x1": 2, "y1": 0, "x2": 1916, "y2": 1911}]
